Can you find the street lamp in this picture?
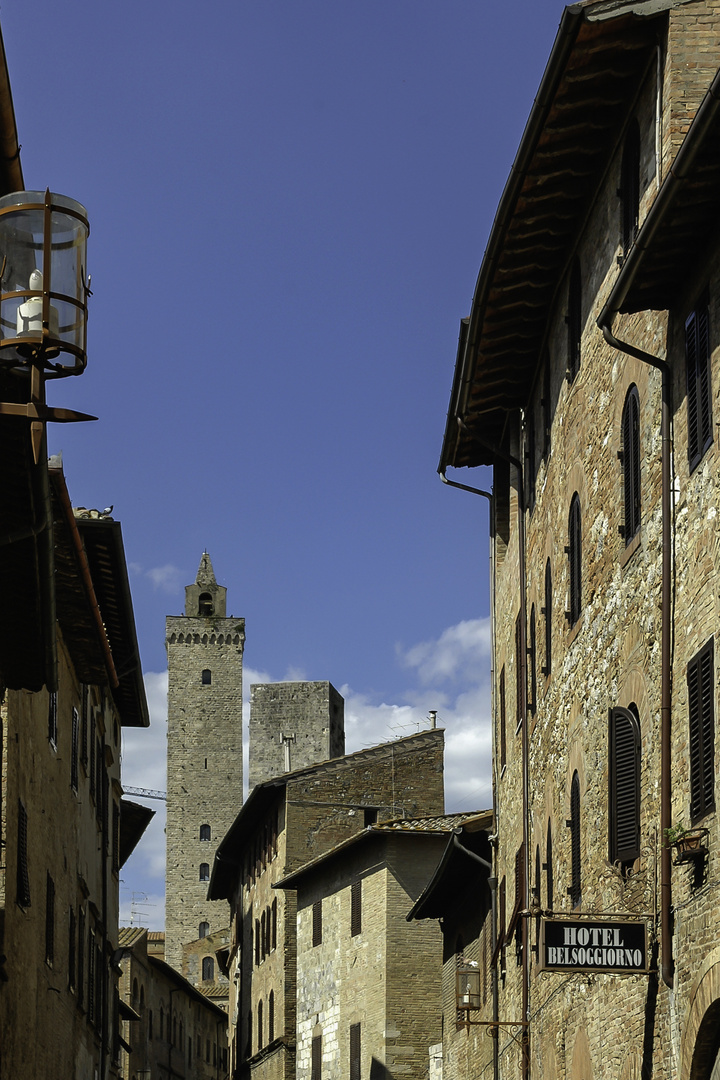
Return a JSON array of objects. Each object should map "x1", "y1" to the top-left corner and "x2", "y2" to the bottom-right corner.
[{"x1": 0, "y1": 189, "x2": 95, "y2": 462}]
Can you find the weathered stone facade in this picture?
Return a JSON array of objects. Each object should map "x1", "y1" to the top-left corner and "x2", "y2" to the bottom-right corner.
[
  {"x1": 249, "y1": 681, "x2": 345, "y2": 792},
  {"x1": 280, "y1": 823, "x2": 449, "y2": 1080},
  {"x1": 165, "y1": 552, "x2": 245, "y2": 978},
  {"x1": 0, "y1": 468, "x2": 150, "y2": 1080},
  {"x1": 439, "y1": 2, "x2": 720, "y2": 1078},
  {"x1": 118, "y1": 926, "x2": 228, "y2": 1080},
  {"x1": 209, "y1": 728, "x2": 445, "y2": 1080}
]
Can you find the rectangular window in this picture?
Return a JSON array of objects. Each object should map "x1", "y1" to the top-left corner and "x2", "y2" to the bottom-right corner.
[
  {"x1": 350, "y1": 1023, "x2": 361, "y2": 1080},
  {"x1": 48, "y1": 691, "x2": 57, "y2": 748},
  {"x1": 499, "y1": 667, "x2": 506, "y2": 770},
  {"x1": 312, "y1": 1034, "x2": 322, "y2": 1080},
  {"x1": 71, "y1": 707, "x2": 79, "y2": 792},
  {"x1": 350, "y1": 880, "x2": 362, "y2": 937},
  {"x1": 45, "y1": 873, "x2": 55, "y2": 964},
  {"x1": 688, "y1": 638, "x2": 715, "y2": 822},
  {"x1": 16, "y1": 800, "x2": 30, "y2": 906},
  {"x1": 69, "y1": 907, "x2": 76, "y2": 991},
  {"x1": 686, "y1": 300, "x2": 712, "y2": 472},
  {"x1": 312, "y1": 899, "x2": 322, "y2": 948}
]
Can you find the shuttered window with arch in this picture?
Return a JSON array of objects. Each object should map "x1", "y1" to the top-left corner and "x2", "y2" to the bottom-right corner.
[
  {"x1": 621, "y1": 386, "x2": 641, "y2": 543},
  {"x1": 688, "y1": 638, "x2": 715, "y2": 822},
  {"x1": 687, "y1": 300, "x2": 712, "y2": 472},
  {"x1": 609, "y1": 705, "x2": 641, "y2": 867}
]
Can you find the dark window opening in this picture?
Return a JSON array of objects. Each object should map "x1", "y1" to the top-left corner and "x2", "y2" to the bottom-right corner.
[
  {"x1": 541, "y1": 560, "x2": 552, "y2": 676},
  {"x1": 567, "y1": 259, "x2": 582, "y2": 381},
  {"x1": 621, "y1": 386, "x2": 641, "y2": 544},
  {"x1": 312, "y1": 1034, "x2": 322, "y2": 1080},
  {"x1": 351, "y1": 880, "x2": 362, "y2": 937},
  {"x1": 621, "y1": 118, "x2": 641, "y2": 255},
  {"x1": 312, "y1": 899, "x2": 322, "y2": 948},
  {"x1": 568, "y1": 772, "x2": 582, "y2": 908},
  {"x1": 202, "y1": 955, "x2": 214, "y2": 982},
  {"x1": 198, "y1": 592, "x2": 214, "y2": 616},
  {"x1": 350, "y1": 1023, "x2": 361, "y2": 1080},
  {"x1": 199, "y1": 921, "x2": 210, "y2": 939},
  {"x1": 199, "y1": 862, "x2": 210, "y2": 882},
  {"x1": 609, "y1": 705, "x2": 641, "y2": 867},
  {"x1": 363, "y1": 807, "x2": 378, "y2": 827},
  {"x1": 688, "y1": 638, "x2": 715, "y2": 822},
  {"x1": 201, "y1": 668, "x2": 212, "y2": 685},
  {"x1": 567, "y1": 494, "x2": 582, "y2": 627},
  {"x1": 200, "y1": 823, "x2": 211, "y2": 841},
  {"x1": 687, "y1": 299, "x2": 713, "y2": 471}
]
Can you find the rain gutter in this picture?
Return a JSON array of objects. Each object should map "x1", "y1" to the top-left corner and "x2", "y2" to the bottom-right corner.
[{"x1": 597, "y1": 62, "x2": 720, "y2": 994}]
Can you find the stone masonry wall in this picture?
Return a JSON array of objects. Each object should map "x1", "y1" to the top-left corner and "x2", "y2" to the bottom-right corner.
[
  {"x1": 165, "y1": 615, "x2": 245, "y2": 975},
  {"x1": 249, "y1": 681, "x2": 345, "y2": 792}
]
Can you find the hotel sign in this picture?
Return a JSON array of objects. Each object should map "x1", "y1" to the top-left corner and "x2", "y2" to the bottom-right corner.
[{"x1": 540, "y1": 918, "x2": 648, "y2": 974}]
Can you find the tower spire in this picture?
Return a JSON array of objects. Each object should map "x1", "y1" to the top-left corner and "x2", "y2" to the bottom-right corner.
[{"x1": 184, "y1": 552, "x2": 227, "y2": 618}]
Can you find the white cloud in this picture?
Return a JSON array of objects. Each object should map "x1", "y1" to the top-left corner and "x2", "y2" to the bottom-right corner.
[
  {"x1": 398, "y1": 618, "x2": 491, "y2": 684},
  {"x1": 146, "y1": 564, "x2": 184, "y2": 594}
]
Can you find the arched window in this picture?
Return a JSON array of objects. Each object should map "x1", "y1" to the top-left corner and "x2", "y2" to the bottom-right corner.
[
  {"x1": 202, "y1": 955, "x2": 214, "y2": 982},
  {"x1": 199, "y1": 921, "x2": 210, "y2": 939},
  {"x1": 148, "y1": 1009, "x2": 153, "y2": 1040},
  {"x1": 621, "y1": 119, "x2": 640, "y2": 254},
  {"x1": 201, "y1": 668, "x2": 211, "y2": 685},
  {"x1": 609, "y1": 705, "x2": 641, "y2": 869},
  {"x1": 542, "y1": 559, "x2": 552, "y2": 676},
  {"x1": 268, "y1": 990, "x2": 274, "y2": 1043},
  {"x1": 200, "y1": 823, "x2": 211, "y2": 841},
  {"x1": 569, "y1": 772, "x2": 582, "y2": 908},
  {"x1": 567, "y1": 495, "x2": 581, "y2": 627},
  {"x1": 258, "y1": 999, "x2": 263, "y2": 1052},
  {"x1": 621, "y1": 386, "x2": 641, "y2": 544},
  {"x1": 567, "y1": 258, "x2": 582, "y2": 381},
  {"x1": 199, "y1": 863, "x2": 210, "y2": 882},
  {"x1": 140, "y1": 985, "x2": 145, "y2": 1013},
  {"x1": 198, "y1": 592, "x2": 214, "y2": 616}
]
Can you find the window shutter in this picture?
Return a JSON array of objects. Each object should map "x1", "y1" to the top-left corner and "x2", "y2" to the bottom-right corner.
[
  {"x1": 568, "y1": 496, "x2": 581, "y2": 626},
  {"x1": 351, "y1": 880, "x2": 362, "y2": 937},
  {"x1": 687, "y1": 303, "x2": 713, "y2": 470},
  {"x1": 312, "y1": 1034, "x2": 322, "y2": 1080},
  {"x1": 609, "y1": 707, "x2": 641, "y2": 864},
  {"x1": 569, "y1": 773, "x2": 581, "y2": 907},
  {"x1": 689, "y1": 639, "x2": 715, "y2": 821},
  {"x1": 622, "y1": 387, "x2": 641, "y2": 543},
  {"x1": 312, "y1": 899, "x2": 322, "y2": 947},
  {"x1": 16, "y1": 800, "x2": 30, "y2": 906},
  {"x1": 542, "y1": 560, "x2": 552, "y2": 676},
  {"x1": 350, "y1": 1023, "x2": 361, "y2": 1080}
]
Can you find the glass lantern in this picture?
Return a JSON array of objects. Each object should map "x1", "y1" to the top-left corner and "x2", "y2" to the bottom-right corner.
[
  {"x1": 0, "y1": 190, "x2": 89, "y2": 375},
  {"x1": 456, "y1": 962, "x2": 482, "y2": 1012}
]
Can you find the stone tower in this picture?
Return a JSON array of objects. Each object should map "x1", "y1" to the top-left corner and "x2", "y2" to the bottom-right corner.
[
  {"x1": 248, "y1": 681, "x2": 345, "y2": 790},
  {"x1": 165, "y1": 552, "x2": 245, "y2": 978}
]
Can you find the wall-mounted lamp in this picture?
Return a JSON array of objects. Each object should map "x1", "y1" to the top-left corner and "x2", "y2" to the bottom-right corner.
[{"x1": 0, "y1": 189, "x2": 95, "y2": 462}]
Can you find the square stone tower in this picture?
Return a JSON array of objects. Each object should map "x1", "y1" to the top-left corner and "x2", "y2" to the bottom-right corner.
[
  {"x1": 248, "y1": 681, "x2": 345, "y2": 791},
  {"x1": 165, "y1": 552, "x2": 245, "y2": 978}
]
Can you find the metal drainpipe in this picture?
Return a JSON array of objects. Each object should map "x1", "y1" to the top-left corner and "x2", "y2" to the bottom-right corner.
[
  {"x1": 439, "y1": 470, "x2": 499, "y2": 1080},
  {"x1": 598, "y1": 314, "x2": 673, "y2": 989},
  {"x1": 451, "y1": 834, "x2": 499, "y2": 1080},
  {"x1": 451, "y1": 418, "x2": 530, "y2": 1080}
]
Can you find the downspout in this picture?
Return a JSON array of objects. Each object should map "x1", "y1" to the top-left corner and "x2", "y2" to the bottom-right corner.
[
  {"x1": 440, "y1": 470, "x2": 499, "y2": 1080},
  {"x1": 598, "y1": 311, "x2": 673, "y2": 989},
  {"x1": 454, "y1": 420, "x2": 530, "y2": 1080}
]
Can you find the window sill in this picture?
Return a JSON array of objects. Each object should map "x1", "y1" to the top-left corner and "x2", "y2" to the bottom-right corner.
[{"x1": 620, "y1": 530, "x2": 641, "y2": 569}]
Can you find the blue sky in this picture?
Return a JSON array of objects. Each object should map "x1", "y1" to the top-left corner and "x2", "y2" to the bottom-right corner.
[{"x1": 2, "y1": 0, "x2": 565, "y2": 926}]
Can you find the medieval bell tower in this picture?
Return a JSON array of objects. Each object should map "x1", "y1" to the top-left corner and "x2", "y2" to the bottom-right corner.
[{"x1": 165, "y1": 552, "x2": 245, "y2": 978}]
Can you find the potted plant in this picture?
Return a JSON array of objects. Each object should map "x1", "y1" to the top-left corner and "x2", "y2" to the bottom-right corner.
[{"x1": 664, "y1": 822, "x2": 709, "y2": 863}]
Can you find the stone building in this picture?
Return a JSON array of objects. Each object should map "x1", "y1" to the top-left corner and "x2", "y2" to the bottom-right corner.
[
  {"x1": 118, "y1": 925, "x2": 228, "y2": 1080},
  {"x1": 277, "y1": 813, "x2": 478, "y2": 1080},
  {"x1": 0, "y1": 464, "x2": 151, "y2": 1080},
  {"x1": 165, "y1": 553, "x2": 245, "y2": 978},
  {"x1": 208, "y1": 727, "x2": 445, "y2": 1080},
  {"x1": 439, "y1": 2, "x2": 720, "y2": 1078},
  {"x1": 408, "y1": 812, "x2": 494, "y2": 1080},
  {"x1": 249, "y1": 681, "x2": 345, "y2": 791}
]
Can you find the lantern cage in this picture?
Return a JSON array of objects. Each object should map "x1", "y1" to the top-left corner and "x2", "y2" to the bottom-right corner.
[
  {"x1": 456, "y1": 963, "x2": 482, "y2": 1012},
  {"x1": 0, "y1": 189, "x2": 89, "y2": 375}
]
